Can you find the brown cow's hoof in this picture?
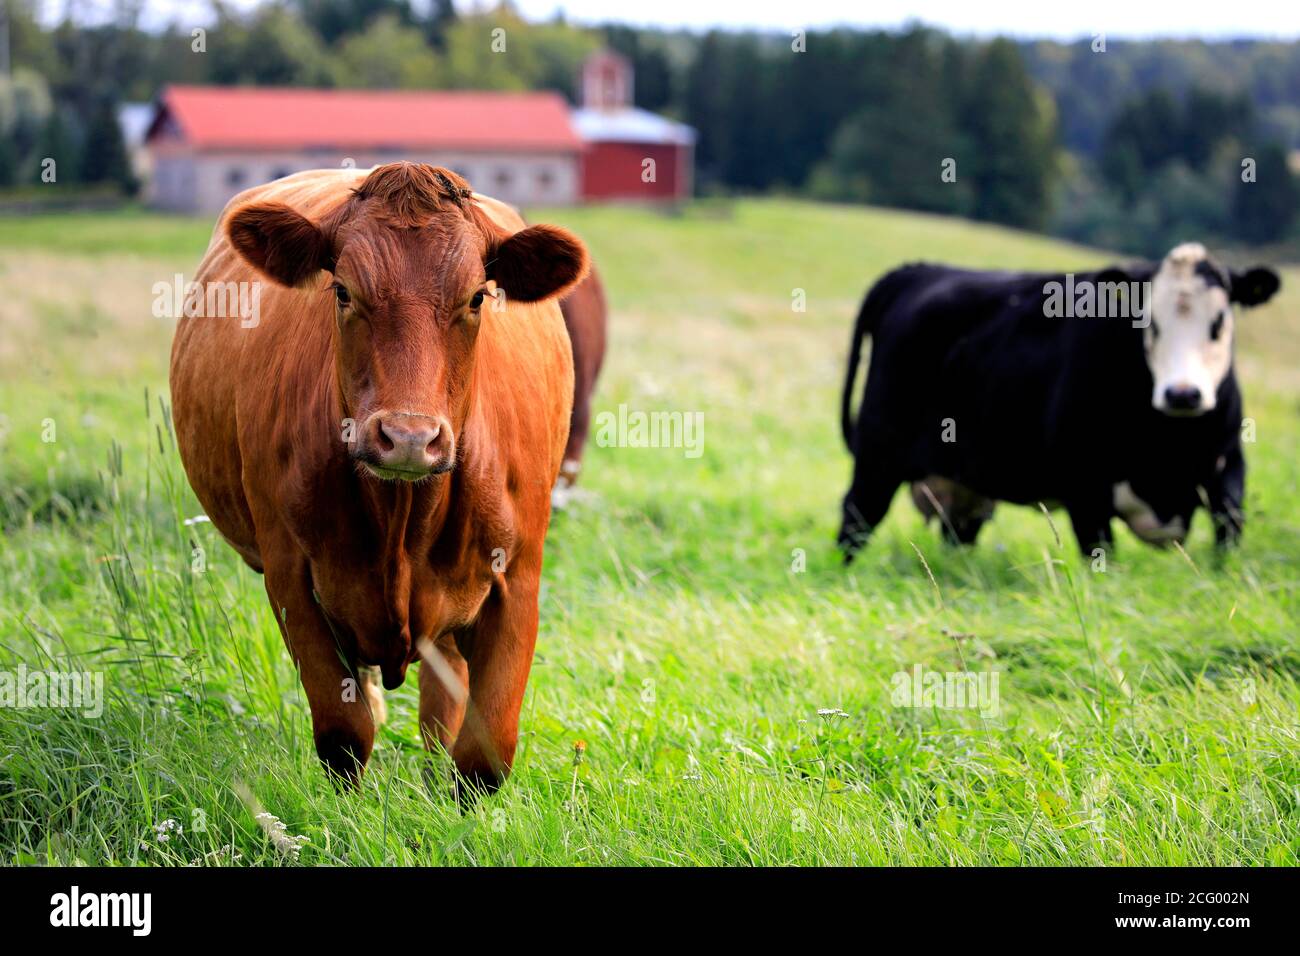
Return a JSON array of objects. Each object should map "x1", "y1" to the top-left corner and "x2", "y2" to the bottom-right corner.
[
  {"x1": 453, "y1": 764, "x2": 507, "y2": 808},
  {"x1": 316, "y1": 729, "x2": 369, "y2": 789},
  {"x1": 420, "y1": 759, "x2": 451, "y2": 799},
  {"x1": 550, "y1": 479, "x2": 574, "y2": 512}
]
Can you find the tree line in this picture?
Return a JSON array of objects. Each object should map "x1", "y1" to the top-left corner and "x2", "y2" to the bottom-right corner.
[{"x1": 1, "y1": 1, "x2": 1297, "y2": 252}]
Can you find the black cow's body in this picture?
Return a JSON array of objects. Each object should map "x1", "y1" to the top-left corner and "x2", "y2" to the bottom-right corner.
[{"x1": 838, "y1": 262, "x2": 1248, "y2": 557}]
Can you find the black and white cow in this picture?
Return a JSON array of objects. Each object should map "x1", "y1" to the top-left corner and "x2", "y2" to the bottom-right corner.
[{"x1": 838, "y1": 243, "x2": 1280, "y2": 558}]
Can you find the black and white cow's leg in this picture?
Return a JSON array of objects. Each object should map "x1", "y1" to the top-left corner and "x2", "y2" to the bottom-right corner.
[
  {"x1": 911, "y1": 477, "x2": 993, "y2": 547},
  {"x1": 1206, "y1": 442, "x2": 1246, "y2": 548},
  {"x1": 1066, "y1": 493, "x2": 1114, "y2": 559},
  {"x1": 946, "y1": 514, "x2": 988, "y2": 546},
  {"x1": 838, "y1": 445, "x2": 902, "y2": 561}
]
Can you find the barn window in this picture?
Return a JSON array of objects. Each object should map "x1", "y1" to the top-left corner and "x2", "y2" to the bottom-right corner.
[
  {"x1": 270, "y1": 168, "x2": 292, "y2": 181},
  {"x1": 494, "y1": 168, "x2": 513, "y2": 189},
  {"x1": 226, "y1": 167, "x2": 246, "y2": 188},
  {"x1": 536, "y1": 169, "x2": 554, "y2": 191}
]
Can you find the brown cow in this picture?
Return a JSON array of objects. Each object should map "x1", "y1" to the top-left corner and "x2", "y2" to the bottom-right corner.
[
  {"x1": 554, "y1": 268, "x2": 607, "y2": 503},
  {"x1": 170, "y1": 163, "x2": 586, "y2": 795}
]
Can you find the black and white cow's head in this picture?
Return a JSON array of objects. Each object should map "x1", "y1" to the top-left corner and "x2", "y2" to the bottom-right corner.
[{"x1": 1141, "y1": 243, "x2": 1279, "y2": 416}]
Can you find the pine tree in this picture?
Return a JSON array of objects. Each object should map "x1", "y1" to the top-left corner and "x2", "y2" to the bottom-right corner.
[
  {"x1": 79, "y1": 96, "x2": 133, "y2": 192},
  {"x1": 34, "y1": 108, "x2": 77, "y2": 185},
  {"x1": 0, "y1": 136, "x2": 18, "y2": 188},
  {"x1": 1232, "y1": 143, "x2": 1300, "y2": 244},
  {"x1": 823, "y1": 29, "x2": 973, "y2": 214},
  {"x1": 961, "y1": 38, "x2": 1057, "y2": 230}
]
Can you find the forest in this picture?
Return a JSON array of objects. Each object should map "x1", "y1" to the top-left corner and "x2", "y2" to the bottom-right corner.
[{"x1": 2, "y1": 0, "x2": 1298, "y2": 254}]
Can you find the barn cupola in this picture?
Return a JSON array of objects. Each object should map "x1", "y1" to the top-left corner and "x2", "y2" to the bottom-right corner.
[{"x1": 581, "y1": 50, "x2": 633, "y2": 111}]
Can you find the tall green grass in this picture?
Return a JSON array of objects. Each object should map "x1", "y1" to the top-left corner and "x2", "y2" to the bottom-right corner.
[{"x1": 1, "y1": 200, "x2": 1297, "y2": 865}]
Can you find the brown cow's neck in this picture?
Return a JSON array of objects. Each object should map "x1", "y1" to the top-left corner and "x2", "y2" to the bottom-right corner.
[
  {"x1": 351, "y1": 459, "x2": 458, "y2": 685},
  {"x1": 320, "y1": 323, "x2": 486, "y2": 684},
  {"x1": 361, "y1": 474, "x2": 455, "y2": 550}
]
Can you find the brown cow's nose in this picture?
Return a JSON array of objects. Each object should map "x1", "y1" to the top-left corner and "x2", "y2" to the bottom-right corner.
[{"x1": 363, "y1": 412, "x2": 452, "y2": 478}]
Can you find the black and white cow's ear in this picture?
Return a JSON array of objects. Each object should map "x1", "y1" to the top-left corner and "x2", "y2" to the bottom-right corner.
[{"x1": 1229, "y1": 267, "x2": 1280, "y2": 307}]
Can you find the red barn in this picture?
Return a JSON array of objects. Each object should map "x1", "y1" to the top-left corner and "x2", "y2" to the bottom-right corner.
[
  {"x1": 145, "y1": 87, "x2": 583, "y2": 215},
  {"x1": 573, "y1": 51, "x2": 695, "y2": 203},
  {"x1": 142, "y1": 52, "x2": 694, "y2": 213}
]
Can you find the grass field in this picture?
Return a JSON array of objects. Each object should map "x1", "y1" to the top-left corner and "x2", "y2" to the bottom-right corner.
[{"x1": 1, "y1": 199, "x2": 1297, "y2": 866}]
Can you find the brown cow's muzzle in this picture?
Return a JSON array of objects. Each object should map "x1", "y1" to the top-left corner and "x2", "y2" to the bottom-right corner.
[{"x1": 355, "y1": 411, "x2": 455, "y2": 480}]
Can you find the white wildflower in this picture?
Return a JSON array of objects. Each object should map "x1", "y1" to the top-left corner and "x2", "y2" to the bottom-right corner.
[
  {"x1": 153, "y1": 818, "x2": 182, "y2": 843},
  {"x1": 254, "y1": 811, "x2": 310, "y2": 862}
]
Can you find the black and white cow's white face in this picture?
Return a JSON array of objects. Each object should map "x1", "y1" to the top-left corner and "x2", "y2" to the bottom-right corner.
[{"x1": 1142, "y1": 243, "x2": 1279, "y2": 416}]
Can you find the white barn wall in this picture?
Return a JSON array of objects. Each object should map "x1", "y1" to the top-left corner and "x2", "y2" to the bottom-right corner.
[{"x1": 151, "y1": 149, "x2": 580, "y2": 215}]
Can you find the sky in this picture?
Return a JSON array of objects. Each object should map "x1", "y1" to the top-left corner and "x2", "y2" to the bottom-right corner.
[
  {"x1": 511, "y1": 1, "x2": 1300, "y2": 39},
  {"x1": 35, "y1": 0, "x2": 1300, "y2": 39}
]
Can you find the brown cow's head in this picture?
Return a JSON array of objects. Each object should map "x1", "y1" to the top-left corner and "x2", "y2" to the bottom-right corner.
[{"x1": 226, "y1": 163, "x2": 588, "y2": 480}]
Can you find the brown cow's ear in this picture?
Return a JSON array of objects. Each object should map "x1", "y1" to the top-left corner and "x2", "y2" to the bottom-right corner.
[
  {"x1": 227, "y1": 201, "x2": 331, "y2": 288},
  {"x1": 486, "y1": 224, "x2": 589, "y2": 303}
]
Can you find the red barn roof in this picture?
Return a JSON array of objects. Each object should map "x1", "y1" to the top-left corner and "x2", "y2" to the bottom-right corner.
[{"x1": 149, "y1": 85, "x2": 582, "y2": 152}]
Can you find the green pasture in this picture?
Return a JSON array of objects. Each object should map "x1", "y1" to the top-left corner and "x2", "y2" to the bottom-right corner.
[{"x1": 0, "y1": 199, "x2": 1296, "y2": 865}]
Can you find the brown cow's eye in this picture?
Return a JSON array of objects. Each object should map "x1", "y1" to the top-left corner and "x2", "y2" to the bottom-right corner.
[
  {"x1": 333, "y1": 283, "x2": 350, "y2": 307},
  {"x1": 1210, "y1": 311, "x2": 1226, "y2": 341},
  {"x1": 469, "y1": 290, "x2": 485, "y2": 310}
]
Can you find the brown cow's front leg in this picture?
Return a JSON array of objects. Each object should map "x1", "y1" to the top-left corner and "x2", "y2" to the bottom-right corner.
[
  {"x1": 451, "y1": 572, "x2": 540, "y2": 799},
  {"x1": 263, "y1": 555, "x2": 375, "y2": 788},
  {"x1": 418, "y1": 632, "x2": 469, "y2": 753}
]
